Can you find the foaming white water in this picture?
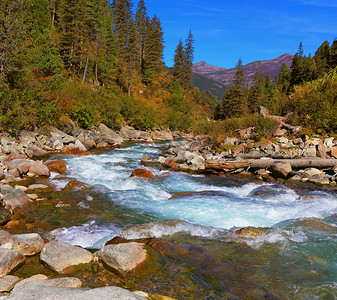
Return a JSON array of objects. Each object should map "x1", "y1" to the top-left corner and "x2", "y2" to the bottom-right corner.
[
  {"x1": 61, "y1": 144, "x2": 337, "y2": 231},
  {"x1": 50, "y1": 221, "x2": 119, "y2": 248}
]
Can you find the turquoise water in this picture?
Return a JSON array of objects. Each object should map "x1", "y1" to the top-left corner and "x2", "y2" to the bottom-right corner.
[{"x1": 49, "y1": 142, "x2": 337, "y2": 298}]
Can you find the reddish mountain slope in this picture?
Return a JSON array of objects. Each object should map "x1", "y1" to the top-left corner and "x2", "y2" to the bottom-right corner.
[
  {"x1": 193, "y1": 54, "x2": 293, "y2": 87},
  {"x1": 192, "y1": 61, "x2": 227, "y2": 75}
]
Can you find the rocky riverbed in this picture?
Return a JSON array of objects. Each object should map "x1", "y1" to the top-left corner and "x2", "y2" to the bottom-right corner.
[{"x1": 1, "y1": 120, "x2": 337, "y2": 299}]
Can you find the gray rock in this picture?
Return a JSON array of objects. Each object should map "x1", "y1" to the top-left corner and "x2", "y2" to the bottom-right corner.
[
  {"x1": 3, "y1": 189, "x2": 32, "y2": 211},
  {"x1": 98, "y1": 124, "x2": 124, "y2": 145},
  {"x1": 302, "y1": 146, "x2": 317, "y2": 157},
  {"x1": 0, "y1": 248, "x2": 25, "y2": 278},
  {"x1": 10, "y1": 233, "x2": 45, "y2": 256},
  {"x1": 40, "y1": 242, "x2": 93, "y2": 274},
  {"x1": 303, "y1": 168, "x2": 325, "y2": 179},
  {"x1": 4, "y1": 285, "x2": 146, "y2": 300},
  {"x1": 269, "y1": 162, "x2": 292, "y2": 179},
  {"x1": 174, "y1": 151, "x2": 196, "y2": 163},
  {"x1": 13, "y1": 275, "x2": 81, "y2": 290},
  {"x1": 8, "y1": 159, "x2": 31, "y2": 176},
  {"x1": 308, "y1": 177, "x2": 330, "y2": 185},
  {"x1": 28, "y1": 161, "x2": 50, "y2": 177},
  {"x1": 96, "y1": 242, "x2": 147, "y2": 272},
  {"x1": 0, "y1": 275, "x2": 20, "y2": 292},
  {"x1": 27, "y1": 145, "x2": 48, "y2": 157}
]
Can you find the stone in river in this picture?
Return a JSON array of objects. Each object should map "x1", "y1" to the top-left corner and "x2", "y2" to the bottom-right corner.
[
  {"x1": 235, "y1": 227, "x2": 265, "y2": 237},
  {"x1": 44, "y1": 160, "x2": 67, "y2": 173},
  {"x1": 130, "y1": 168, "x2": 154, "y2": 179},
  {"x1": 96, "y1": 242, "x2": 148, "y2": 273},
  {"x1": 270, "y1": 161, "x2": 292, "y2": 179},
  {"x1": 40, "y1": 242, "x2": 93, "y2": 274}
]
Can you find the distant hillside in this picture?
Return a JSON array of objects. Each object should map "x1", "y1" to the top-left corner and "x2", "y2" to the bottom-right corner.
[
  {"x1": 192, "y1": 73, "x2": 227, "y2": 100},
  {"x1": 193, "y1": 54, "x2": 293, "y2": 88},
  {"x1": 193, "y1": 61, "x2": 227, "y2": 75}
]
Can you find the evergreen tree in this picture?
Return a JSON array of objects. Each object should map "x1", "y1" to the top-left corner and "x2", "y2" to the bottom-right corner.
[
  {"x1": 143, "y1": 15, "x2": 164, "y2": 82},
  {"x1": 221, "y1": 58, "x2": 248, "y2": 118},
  {"x1": 172, "y1": 40, "x2": 186, "y2": 87},
  {"x1": 314, "y1": 40, "x2": 330, "y2": 76},
  {"x1": 135, "y1": 0, "x2": 147, "y2": 73},
  {"x1": 263, "y1": 72, "x2": 280, "y2": 114},
  {"x1": 248, "y1": 68, "x2": 264, "y2": 113},
  {"x1": 0, "y1": 0, "x2": 26, "y2": 87},
  {"x1": 330, "y1": 39, "x2": 337, "y2": 70},
  {"x1": 275, "y1": 63, "x2": 291, "y2": 94},
  {"x1": 184, "y1": 30, "x2": 194, "y2": 90}
]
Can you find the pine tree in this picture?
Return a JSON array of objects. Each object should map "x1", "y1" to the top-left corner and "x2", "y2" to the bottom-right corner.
[
  {"x1": 0, "y1": 0, "x2": 26, "y2": 87},
  {"x1": 184, "y1": 30, "x2": 194, "y2": 90},
  {"x1": 172, "y1": 40, "x2": 186, "y2": 87},
  {"x1": 135, "y1": 0, "x2": 147, "y2": 73},
  {"x1": 275, "y1": 63, "x2": 291, "y2": 94},
  {"x1": 221, "y1": 58, "x2": 248, "y2": 118},
  {"x1": 248, "y1": 68, "x2": 264, "y2": 113},
  {"x1": 25, "y1": 0, "x2": 62, "y2": 78},
  {"x1": 143, "y1": 15, "x2": 164, "y2": 82},
  {"x1": 314, "y1": 40, "x2": 330, "y2": 76},
  {"x1": 330, "y1": 39, "x2": 337, "y2": 70}
]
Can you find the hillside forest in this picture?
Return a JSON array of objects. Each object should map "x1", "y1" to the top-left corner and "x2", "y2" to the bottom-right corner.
[{"x1": 1, "y1": 0, "x2": 337, "y2": 139}]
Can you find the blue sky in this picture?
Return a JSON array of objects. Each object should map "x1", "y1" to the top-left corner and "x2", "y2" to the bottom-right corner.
[{"x1": 143, "y1": 0, "x2": 337, "y2": 68}]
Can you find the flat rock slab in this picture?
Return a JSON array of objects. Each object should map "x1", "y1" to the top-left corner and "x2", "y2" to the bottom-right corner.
[
  {"x1": 0, "y1": 275, "x2": 20, "y2": 292},
  {"x1": 3, "y1": 285, "x2": 146, "y2": 300},
  {"x1": 13, "y1": 275, "x2": 81, "y2": 291},
  {"x1": 0, "y1": 249, "x2": 25, "y2": 278},
  {"x1": 10, "y1": 233, "x2": 45, "y2": 256},
  {"x1": 3, "y1": 189, "x2": 32, "y2": 211},
  {"x1": 96, "y1": 242, "x2": 147, "y2": 272},
  {"x1": 40, "y1": 242, "x2": 93, "y2": 274}
]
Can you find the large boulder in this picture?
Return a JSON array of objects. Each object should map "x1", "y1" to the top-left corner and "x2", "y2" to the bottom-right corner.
[
  {"x1": 96, "y1": 242, "x2": 148, "y2": 273},
  {"x1": 98, "y1": 124, "x2": 124, "y2": 145},
  {"x1": 10, "y1": 233, "x2": 45, "y2": 256},
  {"x1": 0, "y1": 248, "x2": 25, "y2": 278},
  {"x1": 3, "y1": 189, "x2": 32, "y2": 211},
  {"x1": 40, "y1": 242, "x2": 93, "y2": 274},
  {"x1": 7, "y1": 159, "x2": 50, "y2": 177},
  {"x1": 302, "y1": 168, "x2": 325, "y2": 179},
  {"x1": 44, "y1": 160, "x2": 67, "y2": 173},
  {"x1": 13, "y1": 275, "x2": 82, "y2": 290},
  {"x1": 4, "y1": 285, "x2": 146, "y2": 300},
  {"x1": 269, "y1": 161, "x2": 292, "y2": 179},
  {"x1": 174, "y1": 151, "x2": 196, "y2": 163}
]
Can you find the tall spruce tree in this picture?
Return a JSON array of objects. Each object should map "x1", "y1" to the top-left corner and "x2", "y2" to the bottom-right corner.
[
  {"x1": 275, "y1": 63, "x2": 291, "y2": 94},
  {"x1": 0, "y1": 0, "x2": 26, "y2": 88},
  {"x1": 172, "y1": 40, "x2": 186, "y2": 87},
  {"x1": 330, "y1": 39, "x2": 337, "y2": 70},
  {"x1": 314, "y1": 40, "x2": 330, "y2": 76},
  {"x1": 184, "y1": 30, "x2": 194, "y2": 90},
  {"x1": 248, "y1": 68, "x2": 264, "y2": 113},
  {"x1": 135, "y1": 0, "x2": 147, "y2": 74},
  {"x1": 221, "y1": 58, "x2": 248, "y2": 118},
  {"x1": 143, "y1": 15, "x2": 164, "y2": 82}
]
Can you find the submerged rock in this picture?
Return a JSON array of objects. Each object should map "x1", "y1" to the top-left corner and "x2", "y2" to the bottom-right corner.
[
  {"x1": 96, "y1": 242, "x2": 148, "y2": 273},
  {"x1": 40, "y1": 242, "x2": 93, "y2": 274},
  {"x1": 235, "y1": 227, "x2": 265, "y2": 237}
]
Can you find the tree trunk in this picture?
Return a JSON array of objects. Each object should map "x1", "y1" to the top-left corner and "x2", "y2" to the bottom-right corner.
[{"x1": 82, "y1": 39, "x2": 92, "y2": 83}]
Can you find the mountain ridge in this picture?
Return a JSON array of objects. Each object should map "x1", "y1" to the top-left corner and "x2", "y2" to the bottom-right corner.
[{"x1": 193, "y1": 53, "x2": 294, "y2": 88}]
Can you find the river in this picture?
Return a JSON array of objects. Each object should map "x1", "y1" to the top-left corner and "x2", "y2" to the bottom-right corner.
[{"x1": 45, "y1": 141, "x2": 337, "y2": 299}]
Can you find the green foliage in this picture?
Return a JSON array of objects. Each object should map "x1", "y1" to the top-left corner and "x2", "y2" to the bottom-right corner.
[
  {"x1": 120, "y1": 97, "x2": 157, "y2": 130},
  {"x1": 289, "y1": 69, "x2": 337, "y2": 133}
]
